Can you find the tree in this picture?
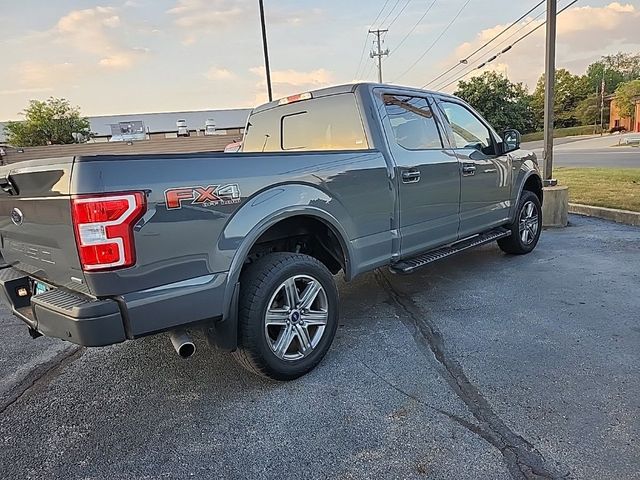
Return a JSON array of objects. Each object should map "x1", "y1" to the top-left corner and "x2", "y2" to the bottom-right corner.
[
  {"x1": 574, "y1": 94, "x2": 607, "y2": 127},
  {"x1": 3, "y1": 98, "x2": 90, "y2": 147},
  {"x1": 454, "y1": 71, "x2": 535, "y2": 133},
  {"x1": 614, "y1": 80, "x2": 640, "y2": 118},
  {"x1": 586, "y1": 52, "x2": 640, "y2": 96},
  {"x1": 530, "y1": 69, "x2": 591, "y2": 129}
]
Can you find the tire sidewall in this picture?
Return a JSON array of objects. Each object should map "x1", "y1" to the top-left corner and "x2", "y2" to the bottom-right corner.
[
  {"x1": 242, "y1": 257, "x2": 339, "y2": 379},
  {"x1": 514, "y1": 191, "x2": 542, "y2": 253}
]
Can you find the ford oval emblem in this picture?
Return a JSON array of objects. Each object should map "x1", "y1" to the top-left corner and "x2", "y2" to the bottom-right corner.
[{"x1": 10, "y1": 207, "x2": 23, "y2": 226}]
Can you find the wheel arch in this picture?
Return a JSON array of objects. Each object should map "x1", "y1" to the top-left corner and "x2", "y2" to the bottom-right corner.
[{"x1": 208, "y1": 185, "x2": 354, "y2": 351}]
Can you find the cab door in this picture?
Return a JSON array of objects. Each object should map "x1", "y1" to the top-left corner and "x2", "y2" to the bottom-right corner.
[
  {"x1": 377, "y1": 91, "x2": 461, "y2": 259},
  {"x1": 436, "y1": 99, "x2": 512, "y2": 239}
]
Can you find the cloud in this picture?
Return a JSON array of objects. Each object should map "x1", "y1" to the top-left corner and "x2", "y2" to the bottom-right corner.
[
  {"x1": 250, "y1": 67, "x2": 333, "y2": 88},
  {"x1": 16, "y1": 61, "x2": 77, "y2": 88},
  {"x1": 205, "y1": 67, "x2": 236, "y2": 80},
  {"x1": 0, "y1": 87, "x2": 54, "y2": 96},
  {"x1": 167, "y1": 0, "x2": 245, "y2": 29},
  {"x1": 166, "y1": 0, "x2": 323, "y2": 44},
  {"x1": 434, "y1": 2, "x2": 640, "y2": 92},
  {"x1": 54, "y1": 6, "x2": 148, "y2": 70},
  {"x1": 249, "y1": 67, "x2": 334, "y2": 105}
]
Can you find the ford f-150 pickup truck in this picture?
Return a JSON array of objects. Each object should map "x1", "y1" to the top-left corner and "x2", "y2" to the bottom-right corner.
[{"x1": 0, "y1": 83, "x2": 543, "y2": 380}]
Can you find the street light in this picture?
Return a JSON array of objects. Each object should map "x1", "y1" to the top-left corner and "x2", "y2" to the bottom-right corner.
[{"x1": 258, "y1": 0, "x2": 273, "y2": 102}]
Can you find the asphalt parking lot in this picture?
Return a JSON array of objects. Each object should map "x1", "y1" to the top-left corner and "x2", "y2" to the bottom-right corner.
[{"x1": 0, "y1": 215, "x2": 638, "y2": 480}]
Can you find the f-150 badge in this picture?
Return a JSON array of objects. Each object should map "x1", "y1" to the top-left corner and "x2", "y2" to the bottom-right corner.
[{"x1": 165, "y1": 184, "x2": 241, "y2": 209}]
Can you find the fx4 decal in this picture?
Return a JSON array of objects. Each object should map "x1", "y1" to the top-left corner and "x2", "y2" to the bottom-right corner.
[{"x1": 165, "y1": 184, "x2": 241, "y2": 210}]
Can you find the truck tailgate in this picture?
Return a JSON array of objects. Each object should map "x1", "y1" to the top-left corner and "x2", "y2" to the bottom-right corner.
[{"x1": 0, "y1": 157, "x2": 88, "y2": 294}]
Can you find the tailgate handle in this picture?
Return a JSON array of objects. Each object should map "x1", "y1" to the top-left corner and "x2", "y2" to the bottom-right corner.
[{"x1": 0, "y1": 176, "x2": 18, "y2": 196}]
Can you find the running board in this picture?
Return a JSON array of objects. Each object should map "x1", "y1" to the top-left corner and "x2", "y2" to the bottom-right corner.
[{"x1": 389, "y1": 228, "x2": 511, "y2": 274}]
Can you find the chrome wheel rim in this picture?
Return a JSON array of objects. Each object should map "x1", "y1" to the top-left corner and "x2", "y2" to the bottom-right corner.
[
  {"x1": 264, "y1": 274, "x2": 328, "y2": 361},
  {"x1": 519, "y1": 201, "x2": 539, "y2": 245}
]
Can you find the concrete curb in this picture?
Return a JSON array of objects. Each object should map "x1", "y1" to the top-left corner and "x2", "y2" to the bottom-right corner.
[{"x1": 569, "y1": 203, "x2": 640, "y2": 227}]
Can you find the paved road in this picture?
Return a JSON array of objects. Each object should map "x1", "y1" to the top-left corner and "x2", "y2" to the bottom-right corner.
[
  {"x1": 523, "y1": 134, "x2": 640, "y2": 168},
  {"x1": 1, "y1": 216, "x2": 638, "y2": 479}
]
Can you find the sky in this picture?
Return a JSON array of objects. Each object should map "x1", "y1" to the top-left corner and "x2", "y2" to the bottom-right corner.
[{"x1": 1, "y1": 0, "x2": 639, "y2": 120}]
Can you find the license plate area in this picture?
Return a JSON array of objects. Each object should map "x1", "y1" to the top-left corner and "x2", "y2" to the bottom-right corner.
[{"x1": 30, "y1": 279, "x2": 52, "y2": 297}]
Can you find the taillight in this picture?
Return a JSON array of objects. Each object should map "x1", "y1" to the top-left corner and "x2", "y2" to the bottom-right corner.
[{"x1": 71, "y1": 192, "x2": 146, "y2": 271}]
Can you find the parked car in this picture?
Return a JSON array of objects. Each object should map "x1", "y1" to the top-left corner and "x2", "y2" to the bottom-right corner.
[
  {"x1": 609, "y1": 125, "x2": 627, "y2": 134},
  {"x1": 0, "y1": 83, "x2": 543, "y2": 380}
]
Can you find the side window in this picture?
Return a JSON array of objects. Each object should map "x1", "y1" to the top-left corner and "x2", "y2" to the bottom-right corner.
[
  {"x1": 383, "y1": 95, "x2": 443, "y2": 150},
  {"x1": 440, "y1": 101, "x2": 494, "y2": 154}
]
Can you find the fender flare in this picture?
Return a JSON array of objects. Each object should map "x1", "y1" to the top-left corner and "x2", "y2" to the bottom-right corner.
[
  {"x1": 511, "y1": 167, "x2": 543, "y2": 221},
  {"x1": 207, "y1": 185, "x2": 354, "y2": 351}
]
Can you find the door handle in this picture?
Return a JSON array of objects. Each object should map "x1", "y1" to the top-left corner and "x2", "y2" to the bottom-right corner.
[
  {"x1": 462, "y1": 164, "x2": 476, "y2": 176},
  {"x1": 401, "y1": 170, "x2": 421, "y2": 183}
]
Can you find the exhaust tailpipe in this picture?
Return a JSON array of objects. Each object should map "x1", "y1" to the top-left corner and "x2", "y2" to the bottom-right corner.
[{"x1": 169, "y1": 330, "x2": 196, "y2": 358}]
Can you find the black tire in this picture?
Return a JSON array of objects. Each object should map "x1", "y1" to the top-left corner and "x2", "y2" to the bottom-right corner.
[
  {"x1": 497, "y1": 190, "x2": 542, "y2": 255},
  {"x1": 232, "y1": 252, "x2": 339, "y2": 381}
]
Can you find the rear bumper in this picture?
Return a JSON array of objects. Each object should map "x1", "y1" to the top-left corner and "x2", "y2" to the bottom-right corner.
[
  {"x1": 0, "y1": 266, "x2": 125, "y2": 346},
  {"x1": 0, "y1": 266, "x2": 231, "y2": 348}
]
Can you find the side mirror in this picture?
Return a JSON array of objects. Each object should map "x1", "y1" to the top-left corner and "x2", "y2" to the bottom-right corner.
[{"x1": 501, "y1": 129, "x2": 521, "y2": 153}]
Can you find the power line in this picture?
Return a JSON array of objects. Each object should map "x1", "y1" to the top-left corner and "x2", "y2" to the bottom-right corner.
[
  {"x1": 430, "y1": 7, "x2": 547, "y2": 89},
  {"x1": 386, "y1": 0, "x2": 412, "y2": 29},
  {"x1": 389, "y1": 0, "x2": 438, "y2": 56},
  {"x1": 424, "y1": 0, "x2": 545, "y2": 88},
  {"x1": 392, "y1": 0, "x2": 472, "y2": 82},
  {"x1": 377, "y1": 0, "x2": 403, "y2": 28},
  {"x1": 436, "y1": 0, "x2": 578, "y2": 91},
  {"x1": 429, "y1": 6, "x2": 549, "y2": 90},
  {"x1": 354, "y1": 0, "x2": 392, "y2": 79},
  {"x1": 371, "y1": 0, "x2": 393, "y2": 27}
]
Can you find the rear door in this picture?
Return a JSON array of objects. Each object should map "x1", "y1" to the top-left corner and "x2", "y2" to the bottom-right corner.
[
  {"x1": 0, "y1": 158, "x2": 88, "y2": 294},
  {"x1": 377, "y1": 91, "x2": 460, "y2": 259},
  {"x1": 436, "y1": 99, "x2": 512, "y2": 238}
]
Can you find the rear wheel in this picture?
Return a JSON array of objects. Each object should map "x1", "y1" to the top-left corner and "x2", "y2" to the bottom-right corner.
[
  {"x1": 232, "y1": 252, "x2": 339, "y2": 380},
  {"x1": 498, "y1": 190, "x2": 542, "y2": 255}
]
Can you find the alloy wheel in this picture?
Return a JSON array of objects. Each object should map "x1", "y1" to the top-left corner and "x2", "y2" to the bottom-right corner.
[{"x1": 264, "y1": 274, "x2": 329, "y2": 361}]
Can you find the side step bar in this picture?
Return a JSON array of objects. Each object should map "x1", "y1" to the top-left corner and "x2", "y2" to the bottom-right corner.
[{"x1": 390, "y1": 228, "x2": 511, "y2": 274}]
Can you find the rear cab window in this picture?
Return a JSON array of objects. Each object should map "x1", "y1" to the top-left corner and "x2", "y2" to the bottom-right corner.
[{"x1": 243, "y1": 93, "x2": 369, "y2": 152}]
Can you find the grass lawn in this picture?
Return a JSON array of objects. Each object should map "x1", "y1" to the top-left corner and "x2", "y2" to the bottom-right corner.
[
  {"x1": 522, "y1": 125, "x2": 603, "y2": 143},
  {"x1": 554, "y1": 167, "x2": 640, "y2": 212}
]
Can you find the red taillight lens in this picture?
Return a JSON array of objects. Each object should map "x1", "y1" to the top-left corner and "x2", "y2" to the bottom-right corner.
[{"x1": 71, "y1": 192, "x2": 146, "y2": 271}]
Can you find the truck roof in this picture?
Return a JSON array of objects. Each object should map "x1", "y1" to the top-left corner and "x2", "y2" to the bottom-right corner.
[{"x1": 251, "y1": 83, "x2": 459, "y2": 114}]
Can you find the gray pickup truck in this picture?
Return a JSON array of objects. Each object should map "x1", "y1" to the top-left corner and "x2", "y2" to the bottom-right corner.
[{"x1": 0, "y1": 83, "x2": 542, "y2": 380}]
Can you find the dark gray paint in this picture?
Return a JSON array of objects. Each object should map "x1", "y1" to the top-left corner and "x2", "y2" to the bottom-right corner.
[{"x1": 0, "y1": 83, "x2": 541, "y2": 345}]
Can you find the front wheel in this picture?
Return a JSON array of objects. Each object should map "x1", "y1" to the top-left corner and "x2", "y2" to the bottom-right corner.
[
  {"x1": 232, "y1": 253, "x2": 339, "y2": 380},
  {"x1": 498, "y1": 190, "x2": 542, "y2": 255}
]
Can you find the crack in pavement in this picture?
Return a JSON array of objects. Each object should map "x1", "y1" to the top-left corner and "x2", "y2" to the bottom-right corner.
[
  {"x1": 0, "y1": 345, "x2": 84, "y2": 415},
  {"x1": 374, "y1": 270, "x2": 570, "y2": 480}
]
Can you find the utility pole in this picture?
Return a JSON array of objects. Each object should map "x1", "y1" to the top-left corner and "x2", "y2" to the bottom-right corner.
[
  {"x1": 369, "y1": 29, "x2": 389, "y2": 83},
  {"x1": 258, "y1": 0, "x2": 273, "y2": 102},
  {"x1": 599, "y1": 62, "x2": 606, "y2": 136},
  {"x1": 542, "y1": 0, "x2": 557, "y2": 185}
]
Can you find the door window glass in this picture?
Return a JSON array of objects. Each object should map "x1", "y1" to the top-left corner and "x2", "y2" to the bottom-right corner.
[
  {"x1": 440, "y1": 101, "x2": 494, "y2": 153},
  {"x1": 383, "y1": 95, "x2": 443, "y2": 150}
]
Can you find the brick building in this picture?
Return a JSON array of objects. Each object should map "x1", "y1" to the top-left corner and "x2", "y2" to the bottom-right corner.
[{"x1": 609, "y1": 96, "x2": 640, "y2": 132}]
